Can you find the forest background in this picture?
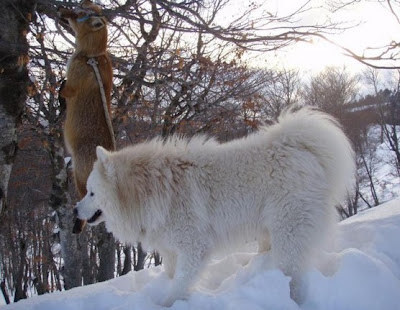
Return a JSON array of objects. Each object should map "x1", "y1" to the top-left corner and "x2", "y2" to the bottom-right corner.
[{"x1": 1, "y1": 0, "x2": 400, "y2": 305}]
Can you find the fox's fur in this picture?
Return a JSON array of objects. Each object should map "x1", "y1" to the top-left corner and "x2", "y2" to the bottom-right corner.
[
  {"x1": 59, "y1": 0, "x2": 114, "y2": 200},
  {"x1": 75, "y1": 108, "x2": 355, "y2": 306}
]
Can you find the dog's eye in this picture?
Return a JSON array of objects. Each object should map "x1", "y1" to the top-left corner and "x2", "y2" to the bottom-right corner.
[{"x1": 90, "y1": 192, "x2": 94, "y2": 197}]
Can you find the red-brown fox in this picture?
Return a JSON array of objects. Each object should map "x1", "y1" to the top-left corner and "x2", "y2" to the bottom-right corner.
[{"x1": 59, "y1": 0, "x2": 114, "y2": 233}]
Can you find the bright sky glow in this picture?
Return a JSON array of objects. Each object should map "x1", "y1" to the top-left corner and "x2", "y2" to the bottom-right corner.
[
  {"x1": 281, "y1": 0, "x2": 400, "y2": 72},
  {"x1": 229, "y1": 0, "x2": 400, "y2": 74},
  {"x1": 279, "y1": 40, "x2": 347, "y2": 74}
]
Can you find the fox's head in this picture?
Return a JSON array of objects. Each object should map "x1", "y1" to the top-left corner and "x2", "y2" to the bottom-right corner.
[{"x1": 58, "y1": 0, "x2": 108, "y2": 52}]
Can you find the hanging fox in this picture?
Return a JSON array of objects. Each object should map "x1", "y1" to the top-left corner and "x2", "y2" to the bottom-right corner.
[{"x1": 58, "y1": 0, "x2": 114, "y2": 233}]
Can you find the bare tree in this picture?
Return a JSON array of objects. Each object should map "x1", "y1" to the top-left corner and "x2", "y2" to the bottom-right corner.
[
  {"x1": 363, "y1": 67, "x2": 382, "y2": 96},
  {"x1": 260, "y1": 68, "x2": 301, "y2": 122},
  {"x1": 0, "y1": 0, "x2": 35, "y2": 217},
  {"x1": 356, "y1": 139, "x2": 380, "y2": 207},
  {"x1": 363, "y1": 68, "x2": 400, "y2": 176},
  {"x1": 302, "y1": 66, "x2": 359, "y2": 119},
  {"x1": 0, "y1": 123, "x2": 62, "y2": 303},
  {"x1": 381, "y1": 92, "x2": 400, "y2": 175},
  {"x1": 326, "y1": 0, "x2": 400, "y2": 69}
]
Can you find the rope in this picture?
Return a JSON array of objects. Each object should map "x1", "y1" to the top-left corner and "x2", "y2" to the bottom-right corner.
[{"x1": 87, "y1": 57, "x2": 116, "y2": 151}]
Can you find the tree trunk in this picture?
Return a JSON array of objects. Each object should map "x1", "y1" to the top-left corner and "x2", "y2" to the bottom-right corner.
[
  {"x1": 81, "y1": 231, "x2": 94, "y2": 285},
  {"x1": 48, "y1": 136, "x2": 82, "y2": 289},
  {"x1": 153, "y1": 251, "x2": 162, "y2": 267},
  {"x1": 57, "y1": 207, "x2": 83, "y2": 289},
  {"x1": 134, "y1": 243, "x2": 146, "y2": 271},
  {"x1": 121, "y1": 246, "x2": 132, "y2": 275},
  {"x1": 14, "y1": 240, "x2": 27, "y2": 302},
  {"x1": 1, "y1": 279, "x2": 10, "y2": 305},
  {"x1": 0, "y1": 0, "x2": 34, "y2": 216},
  {"x1": 96, "y1": 224, "x2": 115, "y2": 282}
]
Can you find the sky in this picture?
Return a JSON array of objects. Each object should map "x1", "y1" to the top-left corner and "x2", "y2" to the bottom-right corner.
[
  {"x1": 275, "y1": 0, "x2": 400, "y2": 73},
  {"x1": 98, "y1": 0, "x2": 400, "y2": 85},
  {"x1": 225, "y1": 0, "x2": 400, "y2": 75}
]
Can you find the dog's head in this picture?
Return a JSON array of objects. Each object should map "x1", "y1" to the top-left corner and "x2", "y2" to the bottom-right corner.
[
  {"x1": 74, "y1": 146, "x2": 115, "y2": 228},
  {"x1": 58, "y1": 0, "x2": 107, "y2": 36}
]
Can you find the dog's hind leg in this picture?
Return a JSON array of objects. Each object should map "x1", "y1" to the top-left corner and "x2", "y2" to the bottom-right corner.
[
  {"x1": 161, "y1": 249, "x2": 177, "y2": 279},
  {"x1": 258, "y1": 228, "x2": 271, "y2": 253},
  {"x1": 268, "y1": 200, "x2": 329, "y2": 304}
]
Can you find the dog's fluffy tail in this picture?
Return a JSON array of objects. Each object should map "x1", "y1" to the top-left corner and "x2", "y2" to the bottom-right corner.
[{"x1": 271, "y1": 107, "x2": 356, "y2": 204}]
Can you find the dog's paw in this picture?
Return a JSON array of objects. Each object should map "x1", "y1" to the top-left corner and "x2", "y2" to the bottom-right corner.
[
  {"x1": 158, "y1": 288, "x2": 188, "y2": 307},
  {"x1": 160, "y1": 296, "x2": 176, "y2": 308}
]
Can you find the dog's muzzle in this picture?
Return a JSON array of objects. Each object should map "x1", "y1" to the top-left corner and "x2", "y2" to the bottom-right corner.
[{"x1": 87, "y1": 209, "x2": 103, "y2": 224}]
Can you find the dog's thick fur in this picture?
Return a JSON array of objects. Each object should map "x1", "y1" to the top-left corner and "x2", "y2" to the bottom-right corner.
[
  {"x1": 75, "y1": 108, "x2": 355, "y2": 306},
  {"x1": 59, "y1": 0, "x2": 114, "y2": 199}
]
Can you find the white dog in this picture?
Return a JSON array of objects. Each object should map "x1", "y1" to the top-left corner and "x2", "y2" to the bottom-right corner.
[{"x1": 74, "y1": 107, "x2": 355, "y2": 306}]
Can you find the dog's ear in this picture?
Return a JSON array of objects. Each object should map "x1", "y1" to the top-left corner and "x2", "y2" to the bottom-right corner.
[
  {"x1": 96, "y1": 146, "x2": 110, "y2": 164},
  {"x1": 96, "y1": 146, "x2": 115, "y2": 180}
]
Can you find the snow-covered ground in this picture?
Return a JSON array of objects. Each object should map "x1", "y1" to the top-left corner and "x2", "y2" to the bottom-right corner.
[
  {"x1": 358, "y1": 125, "x2": 400, "y2": 206},
  {"x1": 3, "y1": 199, "x2": 400, "y2": 310}
]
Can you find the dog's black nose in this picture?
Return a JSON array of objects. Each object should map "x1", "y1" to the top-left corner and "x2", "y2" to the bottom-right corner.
[{"x1": 73, "y1": 207, "x2": 78, "y2": 216}]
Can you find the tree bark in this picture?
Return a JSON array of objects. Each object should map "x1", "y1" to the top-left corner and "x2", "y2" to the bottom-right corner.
[
  {"x1": 96, "y1": 224, "x2": 116, "y2": 282},
  {"x1": 81, "y1": 231, "x2": 94, "y2": 285},
  {"x1": 48, "y1": 136, "x2": 82, "y2": 289},
  {"x1": 134, "y1": 243, "x2": 146, "y2": 271},
  {"x1": 1, "y1": 279, "x2": 10, "y2": 305},
  {"x1": 121, "y1": 246, "x2": 132, "y2": 275},
  {"x1": 14, "y1": 240, "x2": 27, "y2": 302},
  {"x1": 0, "y1": 0, "x2": 34, "y2": 216},
  {"x1": 57, "y1": 207, "x2": 83, "y2": 289}
]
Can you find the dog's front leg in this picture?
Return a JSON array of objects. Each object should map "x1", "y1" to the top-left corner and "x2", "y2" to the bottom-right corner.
[
  {"x1": 162, "y1": 246, "x2": 208, "y2": 307},
  {"x1": 161, "y1": 249, "x2": 177, "y2": 279}
]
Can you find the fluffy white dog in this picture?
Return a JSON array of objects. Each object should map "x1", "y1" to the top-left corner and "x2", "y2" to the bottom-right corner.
[{"x1": 74, "y1": 107, "x2": 355, "y2": 306}]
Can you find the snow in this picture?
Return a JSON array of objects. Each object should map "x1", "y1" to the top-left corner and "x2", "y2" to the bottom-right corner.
[
  {"x1": 3, "y1": 199, "x2": 400, "y2": 310},
  {"x1": 358, "y1": 125, "x2": 400, "y2": 207}
]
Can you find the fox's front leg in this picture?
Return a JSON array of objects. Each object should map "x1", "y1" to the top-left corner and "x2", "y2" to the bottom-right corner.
[{"x1": 59, "y1": 81, "x2": 76, "y2": 98}]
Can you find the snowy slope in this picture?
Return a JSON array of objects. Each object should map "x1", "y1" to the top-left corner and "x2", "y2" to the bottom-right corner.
[
  {"x1": 3, "y1": 199, "x2": 400, "y2": 310},
  {"x1": 358, "y1": 125, "x2": 400, "y2": 207}
]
